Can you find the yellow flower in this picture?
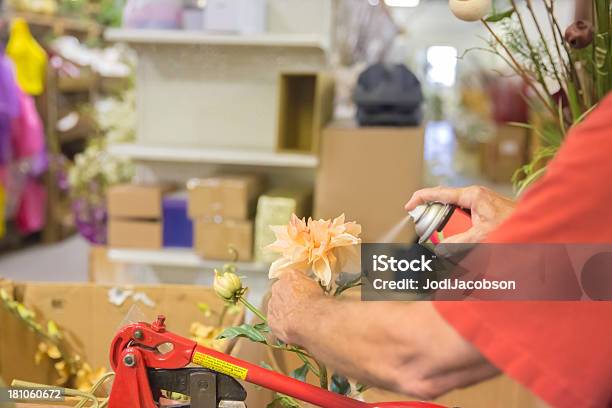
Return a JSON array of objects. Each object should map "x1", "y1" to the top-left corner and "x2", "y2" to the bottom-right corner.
[
  {"x1": 266, "y1": 214, "x2": 361, "y2": 288},
  {"x1": 75, "y1": 363, "x2": 107, "y2": 391},
  {"x1": 54, "y1": 361, "x2": 70, "y2": 385},
  {"x1": 213, "y1": 270, "x2": 244, "y2": 304},
  {"x1": 35, "y1": 342, "x2": 61, "y2": 364},
  {"x1": 190, "y1": 322, "x2": 226, "y2": 351}
]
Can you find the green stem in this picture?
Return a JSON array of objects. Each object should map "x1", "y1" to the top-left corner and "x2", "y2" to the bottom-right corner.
[
  {"x1": 217, "y1": 305, "x2": 228, "y2": 327},
  {"x1": 481, "y1": 20, "x2": 559, "y2": 121},
  {"x1": 510, "y1": 0, "x2": 553, "y2": 98},
  {"x1": 238, "y1": 297, "x2": 267, "y2": 323},
  {"x1": 524, "y1": 0, "x2": 564, "y2": 91},
  {"x1": 238, "y1": 296, "x2": 321, "y2": 377},
  {"x1": 317, "y1": 361, "x2": 329, "y2": 390}
]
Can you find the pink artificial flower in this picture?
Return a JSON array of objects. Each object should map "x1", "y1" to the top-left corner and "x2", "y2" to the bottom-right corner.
[{"x1": 266, "y1": 214, "x2": 362, "y2": 288}]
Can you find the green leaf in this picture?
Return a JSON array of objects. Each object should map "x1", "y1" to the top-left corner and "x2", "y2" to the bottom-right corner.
[
  {"x1": 254, "y1": 322, "x2": 271, "y2": 333},
  {"x1": 259, "y1": 361, "x2": 274, "y2": 371},
  {"x1": 484, "y1": 8, "x2": 515, "y2": 22},
  {"x1": 267, "y1": 394, "x2": 301, "y2": 408},
  {"x1": 0, "y1": 288, "x2": 10, "y2": 302},
  {"x1": 289, "y1": 363, "x2": 309, "y2": 382},
  {"x1": 356, "y1": 382, "x2": 370, "y2": 393},
  {"x1": 47, "y1": 320, "x2": 61, "y2": 339},
  {"x1": 217, "y1": 324, "x2": 267, "y2": 343},
  {"x1": 330, "y1": 373, "x2": 351, "y2": 396},
  {"x1": 16, "y1": 304, "x2": 34, "y2": 321}
]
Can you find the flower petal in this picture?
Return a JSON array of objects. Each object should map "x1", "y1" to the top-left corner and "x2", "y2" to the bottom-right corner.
[{"x1": 312, "y1": 256, "x2": 333, "y2": 287}]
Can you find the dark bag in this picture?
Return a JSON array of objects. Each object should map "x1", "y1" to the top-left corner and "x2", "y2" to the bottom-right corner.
[{"x1": 353, "y1": 63, "x2": 423, "y2": 126}]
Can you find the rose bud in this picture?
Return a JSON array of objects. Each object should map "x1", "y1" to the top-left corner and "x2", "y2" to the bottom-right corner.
[
  {"x1": 214, "y1": 270, "x2": 244, "y2": 303},
  {"x1": 449, "y1": 0, "x2": 491, "y2": 22},
  {"x1": 565, "y1": 20, "x2": 594, "y2": 49}
]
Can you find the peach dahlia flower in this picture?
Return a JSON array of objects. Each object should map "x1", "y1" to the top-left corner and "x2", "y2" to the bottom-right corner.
[{"x1": 266, "y1": 214, "x2": 362, "y2": 288}]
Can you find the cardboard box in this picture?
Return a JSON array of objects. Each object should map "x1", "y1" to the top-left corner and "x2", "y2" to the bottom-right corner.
[
  {"x1": 0, "y1": 282, "x2": 244, "y2": 386},
  {"x1": 314, "y1": 122, "x2": 424, "y2": 243},
  {"x1": 187, "y1": 175, "x2": 263, "y2": 220},
  {"x1": 204, "y1": 0, "x2": 266, "y2": 34},
  {"x1": 254, "y1": 188, "x2": 312, "y2": 263},
  {"x1": 194, "y1": 219, "x2": 253, "y2": 261},
  {"x1": 107, "y1": 219, "x2": 162, "y2": 249},
  {"x1": 276, "y1": 72, "x2": 335, "y2": 153},
  {"x1": 107, "y1": 184, "x2": 173, "y2": 219},
  {"x1": 230, "y1": 339, "x2": 276, "y2": 407},
  {"x1": 480, "y1": 125, "x2": 529, "y2": 183}
]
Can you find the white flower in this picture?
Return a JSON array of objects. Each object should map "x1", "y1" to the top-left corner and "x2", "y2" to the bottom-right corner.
[
  {"x1": 213, "y1": 270, "x2": 245, "y2": 304},
  {"x1": 449, "y1": 0, "x2": 491, "y2": 22}
]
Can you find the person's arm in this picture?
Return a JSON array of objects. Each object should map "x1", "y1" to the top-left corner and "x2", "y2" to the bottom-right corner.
[{"x1": 267, "y1": 270, "x2": 499, "y2": 399}]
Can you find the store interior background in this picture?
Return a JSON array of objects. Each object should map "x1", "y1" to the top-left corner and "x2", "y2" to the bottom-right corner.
[
  {"x1": 0, "y1": 0, "x2": 576, "y2": 284},
  {"x1": 0, "y1": 0, "x2": 575, "y2": 405}
]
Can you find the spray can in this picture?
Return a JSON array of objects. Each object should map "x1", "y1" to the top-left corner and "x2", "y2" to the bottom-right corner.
[{"x1": 409, "y1": 202, "x2": 472, "y2": 244}]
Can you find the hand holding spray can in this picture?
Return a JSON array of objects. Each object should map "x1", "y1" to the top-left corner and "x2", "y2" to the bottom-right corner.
[{"x1": 409, "y1": 202, "x2": 472, "y2": 244}]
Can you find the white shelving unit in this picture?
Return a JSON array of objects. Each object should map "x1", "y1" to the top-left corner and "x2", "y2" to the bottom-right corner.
[
  {"x1": 102, "y1": 1, "x2": 332, "y2": 277},
  {"x1": 105, "y1": 29, "x2": 328, "y2": 51},
  {"x1": 107, "y1": 248, "x2": 269, "y2": 273},
  {"x1": 108, "y1": 143, "x2": 318, "y2": 168}
]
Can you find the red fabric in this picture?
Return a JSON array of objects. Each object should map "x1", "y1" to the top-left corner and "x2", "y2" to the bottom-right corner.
[{"x1": 435, "y1": 94, "x2": 612, "y2": 408}]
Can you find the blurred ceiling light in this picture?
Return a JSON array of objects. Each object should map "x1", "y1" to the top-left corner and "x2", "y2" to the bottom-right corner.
[
  {"x1": 368, "y1": 0, "x2": 380, "y2": 6},
  {"x1": 384, "y1": 0, "x2": 420, "y2": 7}
]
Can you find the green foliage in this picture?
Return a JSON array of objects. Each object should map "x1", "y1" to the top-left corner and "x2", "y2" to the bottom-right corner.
[
  {"x1": 485, "y1": 8, "x2": 515, "y2": 23},
  {"x1": 333, "y1": 273, "x2": 362, "y2": 296},
  {"x1": 217, "y1": 323, "x2": 269, "y2": 343},
  {"x1": 97, "y1": 0, "x2": 123, "y2": 27},
  {"x1": 259, "y1": 361, "x2": 274, "y2": 370},
  {"x1": 330, "y1": 373, "x2": 351, "y2": 396},
  {"x1": 267, "y1": 394, "x2": 302, "y2": 408},
  {"x1": 289, "y1": 363, "x2": 310, "y2": 382}
]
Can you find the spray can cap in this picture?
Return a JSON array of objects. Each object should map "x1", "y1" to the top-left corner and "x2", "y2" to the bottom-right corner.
[
  {"x1": 408, "y1": 204, "x2": 428, "y2": 223},
  {"x1": 410, "y1": 202, "x2": 452, "y2": 243}
]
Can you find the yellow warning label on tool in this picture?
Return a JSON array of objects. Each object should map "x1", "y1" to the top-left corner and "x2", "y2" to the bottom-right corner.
[{"x1": 192, "y1": 351, "x2": 248, "y2": 380}]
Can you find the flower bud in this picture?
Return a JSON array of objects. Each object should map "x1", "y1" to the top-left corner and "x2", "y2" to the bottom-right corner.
[
  {"x1": 449, "y1": 0, "x2": 491, "y2": 22},
  {"x1": 565, "y1": 20, "x2": 593, "y2": 49},
  {"x1": 214, "y1": 270, "x2": 244, "y2": 303}
]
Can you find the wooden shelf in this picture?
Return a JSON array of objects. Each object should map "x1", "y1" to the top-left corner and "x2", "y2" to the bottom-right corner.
[
  {"x1": 57, "y1": 75, "x2": 96, "y2": 93},
  {"x1": 104, "y1": 28, "x2": 328, "y2": 51},
  {"x1": 107, "y1": 143, "x2": 319, "y2": 168},
  {"x1": 107, "y1": 248, "x2": 269, "y2": 273},
  {"x1": 4, "y1": 11, "x2": 101, "y2": 36}
]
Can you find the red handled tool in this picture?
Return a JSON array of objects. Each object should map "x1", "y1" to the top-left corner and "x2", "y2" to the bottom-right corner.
[{"x1": 108, "y1": 315, "x2": 446, "y2": 408}]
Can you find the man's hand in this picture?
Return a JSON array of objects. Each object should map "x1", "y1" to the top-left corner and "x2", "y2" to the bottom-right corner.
[
  {"x1": 267, "y1": 270, "x2": 499, "y2": 399},
  {"x1": 267, "y1": 269, "x2": 327, "y2": 345},
  {"x1": 404, "y1": 185, "x2": 516, "y2": 243}
]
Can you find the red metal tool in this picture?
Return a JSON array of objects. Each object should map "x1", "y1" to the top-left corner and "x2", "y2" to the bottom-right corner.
[{"x1": 108, "y1": 315, "x2": 446, "y2": 408}]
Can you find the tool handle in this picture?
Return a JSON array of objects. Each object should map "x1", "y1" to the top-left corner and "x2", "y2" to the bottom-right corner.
[{"x1": 191, "y1": 344, "x2": 443, "y2": 408}]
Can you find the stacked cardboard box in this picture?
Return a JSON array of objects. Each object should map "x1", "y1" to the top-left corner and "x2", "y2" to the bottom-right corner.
[
  {"x1": 188, "y1": 175, "x2": 263, "y2": 261},
  {"x1": 314, "y1": 121, "x2": 425, "y2": 243},
  {"x1": 254, "y1": 188, "x2": 312, "y2": 263},
  {"x1": 480, "y1": 125, "x2": 529, "y2": 183},
  {"x1": 107, "y1": 184, "x2": 174, "y2": 249}
]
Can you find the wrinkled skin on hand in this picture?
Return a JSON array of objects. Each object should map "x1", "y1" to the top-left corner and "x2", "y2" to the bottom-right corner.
[
  {"x1": 405, "y1": 185, "x2": 516, "y2": 244},
  {"x1": 267, "y1": 269, "x2": 325, "y2": 345},
  {"x1": 267, "y1": 269, "x2": 499, "y2": 400}
]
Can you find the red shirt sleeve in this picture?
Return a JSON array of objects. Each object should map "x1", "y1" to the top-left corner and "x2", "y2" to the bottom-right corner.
[{"x1": 435, "y1": 94, "x2": 612, "y2": 408}]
